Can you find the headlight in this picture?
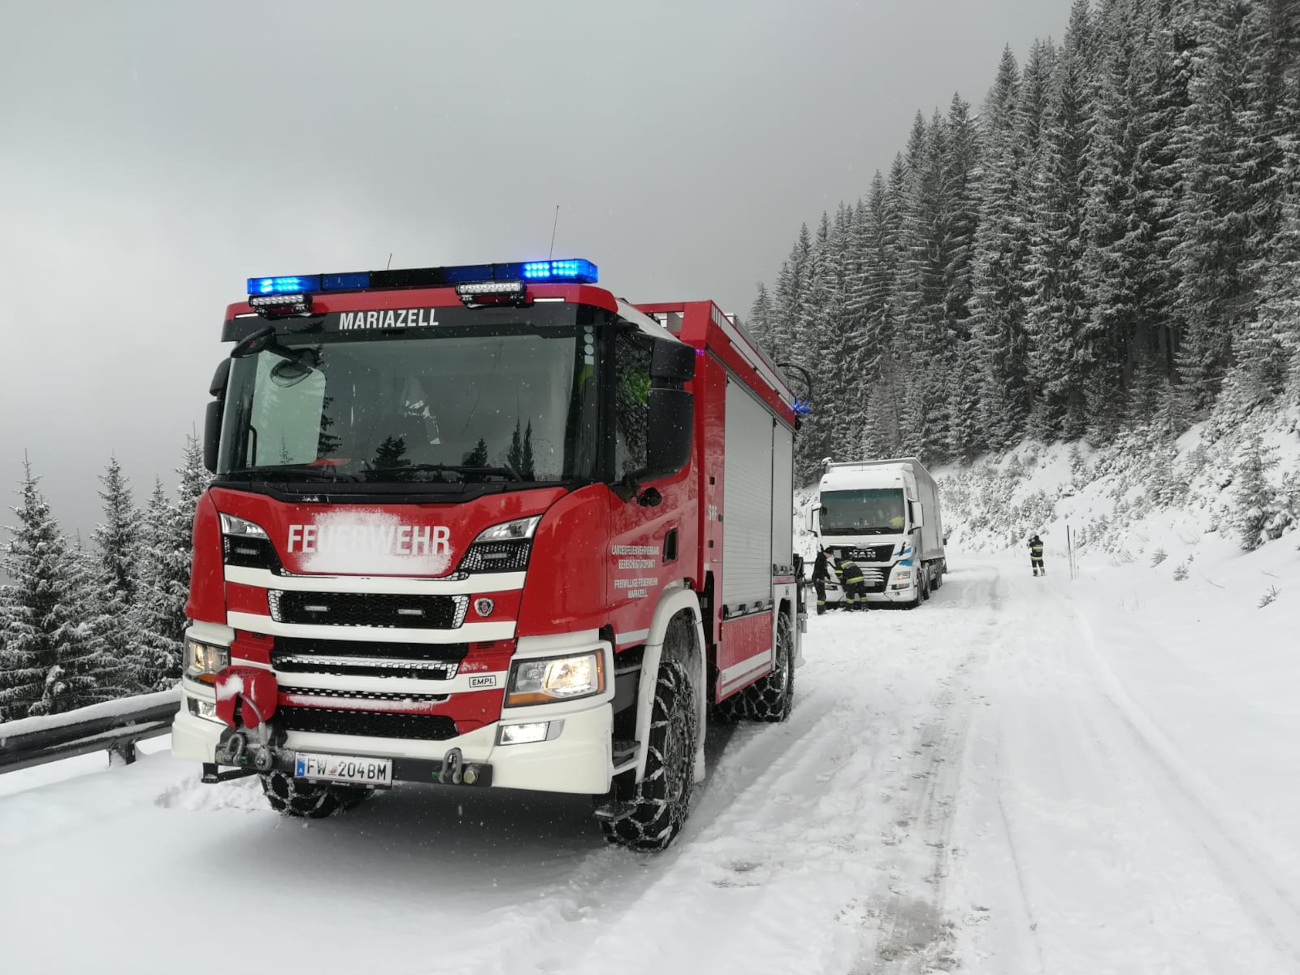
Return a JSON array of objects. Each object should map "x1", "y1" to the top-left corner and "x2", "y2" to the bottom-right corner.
[
  {"x1": 218, "y1": 513, "x2": 268, "y2": 538},
  {"x1": 185, "y1": 638, "x2": 230, "y2": 685},
  {"x1": 475, "y1": 516, "x2": 540, "y2": 543},
  {"x1": 459, "y1": 516, "x2": 541, "y2": 573},
  {"x1": 505, "y1": 651, "x2": 605, "y2": 707}
]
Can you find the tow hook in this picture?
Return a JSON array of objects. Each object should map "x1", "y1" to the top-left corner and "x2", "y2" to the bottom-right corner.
[
  {"x1": 437, "y1": 747, "x2": 486, "y2": 786},
  {"x1": 214, "y1": 724, "x2": 274, "y2": 772}
]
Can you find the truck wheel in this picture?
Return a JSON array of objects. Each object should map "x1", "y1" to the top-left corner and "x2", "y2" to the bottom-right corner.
[
  {"x1": 746, "y1": 610, "x2": 795, "y2": 723},
  {"x1": 920, "y1": 567, "x2": 931, "y2": 602},
  {"x1": 931, "y1": 566, "x2": 943, "y2": 591},
  {"x1": 600, "y1": 658, "x2": 698, "y2": 852},
  {"x1": 260, "y1": 771, "x2": 370, "y2": 819},
  {"x1": 717, "y1": 610, "x2": 795, "y2": 723}
]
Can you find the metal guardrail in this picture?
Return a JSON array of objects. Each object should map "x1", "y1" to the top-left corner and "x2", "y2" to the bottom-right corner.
[{"x1": 0, "y1": 688, "x2": 180, "y2": 775}]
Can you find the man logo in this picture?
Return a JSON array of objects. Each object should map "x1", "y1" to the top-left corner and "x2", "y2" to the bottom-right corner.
[{"x1": 468, "y1": 675, "x2": 497, "y2": 689}]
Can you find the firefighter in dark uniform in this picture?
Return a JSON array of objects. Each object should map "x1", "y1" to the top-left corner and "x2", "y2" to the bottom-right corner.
[
  {"x1": 812, "y1": 548, "x2": 831, "y2": 615},
  {"x1": 1028, "y1": 533, "x2": 1045, "y2": 576},
  {"x1": 833, "y1": 550, "x2": 869, "y2": 611}
]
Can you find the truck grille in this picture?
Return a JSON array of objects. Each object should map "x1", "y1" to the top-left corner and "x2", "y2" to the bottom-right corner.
[
  {"x1": 843, "y1": 544, "x2": 896, "y2": 563},
  {"x1": 279, "y1": 685, "x2": 449, "y2": 704},
  {"x1": 270, "y1": 637, "x2": 466, "y2": 680},
  {"x1": 277, "y1": 707, "x2": 459, "y2": 741},
  {"x1": 268, "y1": 591, "x2": 468, "y2": 629}
]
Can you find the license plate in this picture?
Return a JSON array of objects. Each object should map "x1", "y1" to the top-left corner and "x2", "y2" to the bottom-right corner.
[{"x1": 294, "y1": 752, "x2": 393, "y2": 787}]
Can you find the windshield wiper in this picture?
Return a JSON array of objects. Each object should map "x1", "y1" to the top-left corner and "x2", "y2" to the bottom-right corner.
[
  {"x1": 359, "y1": 464, "x2": 523, "y2": 484},
  {"x1": 225, "y1": 465, "x2": 359, "y2": 483}
]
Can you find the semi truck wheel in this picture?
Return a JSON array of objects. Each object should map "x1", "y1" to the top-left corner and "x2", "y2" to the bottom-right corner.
[
  {"x1": 931, "y1": 565, "x2": 943, "y2": 590},
  {"x1": 600, "y1": 655, "x2": 698, "y2": 852},
  {"x1": 260, "y1": 770, "x2": 370, "y2": 819},
  {"x1": 920, "y1": 567, "x2": 931, "y2": 602},
  {"x1": 718, "y1": 610, "x2": 795, "y2": 723}
]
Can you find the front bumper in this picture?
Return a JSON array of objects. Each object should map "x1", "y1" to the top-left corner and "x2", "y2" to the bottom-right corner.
[
  {"x1": 819, "y1": 572, "x2": 917, "y2": 605},
  {"x1": 175, "y1": 684, "x2": 614, "y2": 794},
  {"x1": 174, "y1": 627, "x2": 619, "y2": 795}
]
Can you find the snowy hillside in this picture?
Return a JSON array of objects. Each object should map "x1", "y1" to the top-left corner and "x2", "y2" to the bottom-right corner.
[{"x1": 937, "y1": 400, "x2": 1300, "y2": 589}]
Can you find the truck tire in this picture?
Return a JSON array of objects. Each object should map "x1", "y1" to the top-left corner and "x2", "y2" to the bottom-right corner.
[
  {"x1": 714, "y1": 610, "x2": 795, "y2": 723},
  {"x1": 600, "y1": 640, "x2": 698, "y2": 851},
  {"x1": 260, "y1": 771, "x2": 371, "y2": 819},
  {"x1": 920, "y1": 567, "x2": 931, "y2": 602},
  {"x1": 931, "y1": 565, "x2": 943, "y2": 591},
  {"x1": 905, "y1": 571, "x2": 924, "y2": 610}
]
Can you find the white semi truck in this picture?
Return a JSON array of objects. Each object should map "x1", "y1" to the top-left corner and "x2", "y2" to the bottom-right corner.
[{"x1": 809, "y1": 458, "x2": 946, "y2": 608}]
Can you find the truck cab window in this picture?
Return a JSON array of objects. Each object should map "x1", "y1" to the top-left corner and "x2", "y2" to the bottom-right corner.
[{"x1": 614, "y1": 330, "x2": 652, "y2": 477}]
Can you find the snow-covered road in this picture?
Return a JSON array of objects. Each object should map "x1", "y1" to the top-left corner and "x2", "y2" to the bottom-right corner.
[{"x1": 3, "y1": 556, "x2": 1298, "y2": 975}]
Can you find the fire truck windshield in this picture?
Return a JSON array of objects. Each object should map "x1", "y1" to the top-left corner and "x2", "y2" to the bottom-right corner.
[
  {"x1": 820, "y1": 488, "x2": 907, "y2": 536},
  {"x1": 217, "y1": 322, "x2": 599, "y2": 489}
]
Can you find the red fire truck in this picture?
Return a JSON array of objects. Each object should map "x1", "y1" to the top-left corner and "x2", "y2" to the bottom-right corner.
[{"x1": 172, "y1": 259, "x2": 805, "y2": 850}]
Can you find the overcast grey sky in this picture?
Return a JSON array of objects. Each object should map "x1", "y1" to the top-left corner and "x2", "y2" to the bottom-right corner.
[{"x1": 0, "y1": 0, "x2": 1075, "y2": 538}]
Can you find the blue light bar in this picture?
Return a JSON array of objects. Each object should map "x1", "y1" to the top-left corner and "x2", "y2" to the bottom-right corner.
[{"x1": 247, "y1": 259, "x2": 597, "y2": 297}]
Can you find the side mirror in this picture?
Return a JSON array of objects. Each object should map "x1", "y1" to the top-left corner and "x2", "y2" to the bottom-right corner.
[
  {"x1": 203, "y1": 359, "x2": 231, "y2": 474},
  {"x1": 650, "y1": 339, "x2": 695, "y2": 382},
  {"x1": 645, "y1": 388, "x2": 693, "y2": 476},
  {"x1": 203, "y1": 401, "x2": 223, "y2": 473},
  {"x1": 913, "y1": 502, "x2": 924, "y2": 529},
  {"x1": 209, "y1": 359, "x2": 231, "y2": 397}
]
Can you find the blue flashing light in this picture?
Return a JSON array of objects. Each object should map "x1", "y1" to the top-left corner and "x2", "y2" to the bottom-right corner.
[
  {"x1": 249, "y1": 275, "x2": 320, "y2": 295},
  {"x1": 792, "y1": 398, "x2": 813, "y2": 415},
  {"x1": 520, "y1": 259, "x2": 599, "y2": 283}
]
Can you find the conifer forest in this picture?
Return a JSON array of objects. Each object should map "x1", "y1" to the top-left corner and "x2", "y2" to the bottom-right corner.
[{"x1": 744, "y1": 0, "x2": 1300, "y2": 485}]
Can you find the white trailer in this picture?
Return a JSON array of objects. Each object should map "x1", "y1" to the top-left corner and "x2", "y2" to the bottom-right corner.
[{"x1": 809, "y1": 457, "x2": 946, "y2": 608}]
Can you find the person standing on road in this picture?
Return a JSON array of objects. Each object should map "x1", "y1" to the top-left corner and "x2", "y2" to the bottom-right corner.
[
  {"x1": 833, "y1": 550, "x2": 870, "y2": 611},
  {"x1": 1029, "y1": 534, "x2": 1045, "y2": 576},
  {"x1": 812, "y1": 547, "x2": 831, "y2": 615}
]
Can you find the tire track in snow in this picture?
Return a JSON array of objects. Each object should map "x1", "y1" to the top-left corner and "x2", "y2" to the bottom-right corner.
[
  {"x1": 947, "y1": 557, "x2": 1299, "y2": 974},
  {"x1": 864, "y1": 567, "x2": 998, "y2": 974},
  {"x1": 1061, "y1": 586, "x2": 1300, "y2": 966},
  {"x1": 543, "y1": 572, "x2": 999, "y2": 975}
]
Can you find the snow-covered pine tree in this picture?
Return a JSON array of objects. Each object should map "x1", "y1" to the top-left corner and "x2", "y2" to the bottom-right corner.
[
  {"x1": 897, "y1": 110, "x2": 955, "y2": 459},
  {"x1": 1081, "y1": 0, "x2": 1148, "y2": 440},
  {"x1": 747, "y1": 283, "x2": 774, "y2": 351},
  {"x1": 1024, "y1": 6, "x2": 1094, "y2": 441},
  {"x1": 152, "y1": 435, "x2": 210, "y2": 682},
  {"x1": 792, "y1": 218, "x2": 841, "y2": 481},
  {"x1": 1170, "y1": 0, "x2": 1258, "y2": 411},
  {"x1": 828, "y1": 203, "x2": 869, "y2": 462},
  {"x1": 971, "y1": 45, "x2": 1031, "y2": 450},
  {"x1": 772, "y1": 225, "x2": 812, "y2": 360},
  {"x1": 130, "y1": 478, "x2": 184, "y2": 691},
  {"x1": 1233, "y1": 430, "x2": 1285, "y2": 550},
  {"x1": 0, "y1": 461, "x2": 105, "y2": 718},
  {"x1": 87, "y1": 456, "x2": 143, "y2": 695},
  {"x1": 1234, "y1": 0, "x2": 1300, "y2": 402}
]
